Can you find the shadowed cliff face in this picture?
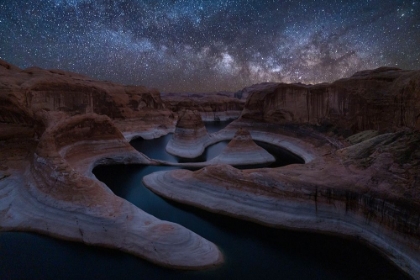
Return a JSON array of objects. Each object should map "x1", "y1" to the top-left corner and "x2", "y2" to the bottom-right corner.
[
  {"x1": 161, "y1": 92, "x2": 245, "y2": 121},
  {"x1": 0, "y1": 59, "x2": 176, "y2": 140},
  {"x1": 241, "y1": 67, "x2": 420, "y2": 133},
  {"x1": 0, "y1": 59, "x2": 169, "y2": 123}
]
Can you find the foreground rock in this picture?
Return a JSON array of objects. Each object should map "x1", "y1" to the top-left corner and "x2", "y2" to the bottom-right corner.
[
  {"x1": 144, "y1": 122, "x2": 420, "y2": 278},
  {"x1": 0, "y1": 60, "x2": 222, "y2": 269},
  {"x1": 0, "y1": 113, "x2": 222, "y2": 269},
  {"x1": 166, "y1": 110, "x2": 211, "y2": 158}
]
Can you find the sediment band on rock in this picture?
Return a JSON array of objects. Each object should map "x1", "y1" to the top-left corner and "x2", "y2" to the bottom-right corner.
[{"x1": 166, "y1": 109, "x2": 211, "y2": 158}]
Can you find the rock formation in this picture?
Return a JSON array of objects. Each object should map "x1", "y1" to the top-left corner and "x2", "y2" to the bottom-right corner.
[
  {"x1": 1, "y1": 59, "x2": 420, "y2": 278},
  {"x1": 208, "y1": 128, "x2": 275, "y2": 166},
  {"x1": 166, "y1": 109, "x2": 211, "y2": 158},
  {"x1": 0, "y1": 60, "x2": 222, "y2": 269}
]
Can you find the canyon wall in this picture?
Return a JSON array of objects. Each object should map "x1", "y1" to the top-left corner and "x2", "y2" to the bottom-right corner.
[
  {"x1": 0, "y1": 59, "x2": 176, "y2": 139},
  {"x1": 241, "y1": 67, "x2": 420, "y2": 134}
]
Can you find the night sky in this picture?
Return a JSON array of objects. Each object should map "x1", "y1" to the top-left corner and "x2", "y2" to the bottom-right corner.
[{"x1": 1, "y1": 0, "x2": 419, "y2": 92}]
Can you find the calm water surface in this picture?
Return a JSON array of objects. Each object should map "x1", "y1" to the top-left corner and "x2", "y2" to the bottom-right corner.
[{"x1": 0, "y1": 121, "x2": 410, "y2": 279}]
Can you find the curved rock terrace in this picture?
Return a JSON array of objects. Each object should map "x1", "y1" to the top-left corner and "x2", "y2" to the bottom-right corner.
[{"x1": 1, "y1": 59, "x2": 419, "y2": 278}]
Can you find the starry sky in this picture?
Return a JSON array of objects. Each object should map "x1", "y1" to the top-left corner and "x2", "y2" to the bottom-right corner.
[{"x1": 1, "y1": 0, "x2": 419, "y2": 92}]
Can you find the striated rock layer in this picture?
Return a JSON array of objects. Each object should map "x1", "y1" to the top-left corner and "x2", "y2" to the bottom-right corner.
[
  {"x1": 166, "y1": 110, "x2": 211, "y2": 158},
  {"x1": 241, "y1": 67, "x2": 420, "y2": 133},
  {"x1": 1, "y1": 59, "x2": 420, "y2": 277},
  {"x1": 0, "y1": 60, "x2": 222, "y2": 269},
  {"x1": 0, "y1": 58, "x2": 177, "y2": 140},
  {"x1": 0, "y1": 113, "x2": 222, "y2": 269},
  {"x1": 208, "y1": 128, "x2": 275, "y2": 166},
  {"x1": 144, "y1": 124, "x2": 420, "y2": 278},
  {"x1": 157, "y1": 68, "x2": 420, "y2": 275}
]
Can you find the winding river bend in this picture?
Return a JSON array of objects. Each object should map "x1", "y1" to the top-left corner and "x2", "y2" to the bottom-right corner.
[{"x1": 0, "y1": 121, "x2": 410, "y2": 279}]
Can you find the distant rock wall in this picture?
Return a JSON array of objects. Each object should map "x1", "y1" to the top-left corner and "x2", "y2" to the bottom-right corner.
[
  {"x1": 0, "y1": 59, "x2": 175, "y2": 139},
  {"x1": 241, "y1": 67, "x2": 420, "y2": 133},
  {"x1": 161, "y1": 92, "x2": 244, "y2": 121},
  {"x1": 0, "y1": 60, "x2": 168, "y2": 119}
]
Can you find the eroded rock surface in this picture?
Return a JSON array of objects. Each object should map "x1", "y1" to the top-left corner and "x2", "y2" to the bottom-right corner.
[
  {"x1": 242, "y1": 67, "x2": 420, "y2": 133},
  {"x1": 144, "y1": 123, "x2": 420, "y2": 278},
  {"x1": 0, "y1": 59, "x2": 176, "y2": 141},
  {"x1": 0, "y1": 60, "x2": 222, "y2": 269},
  {"x1": 166, "y1": 109, "x2": 211, "y2": 158},
  {"x1": 145, "y1": 67, "x2": 420, "y2": 278},
  {"x1": 208, "y1": 128, "x2": 275, "y2": 166},
  {"x1": 1, "y1": 59, "x2": 420, "y2": 277}
]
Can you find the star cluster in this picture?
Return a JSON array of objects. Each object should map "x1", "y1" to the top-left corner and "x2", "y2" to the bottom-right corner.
[{"x1": 1, "y1": 0, "x2": 419, "y2": 92}]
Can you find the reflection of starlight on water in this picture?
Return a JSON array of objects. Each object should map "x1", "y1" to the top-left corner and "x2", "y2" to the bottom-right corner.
[{"x1": 1, "y1": 0, "x2": 419, "y2": 92}]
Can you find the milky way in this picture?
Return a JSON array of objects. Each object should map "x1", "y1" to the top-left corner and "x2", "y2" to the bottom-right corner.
[{"x1": 1, "y1": 0, "x2": 419, "y2": 92}]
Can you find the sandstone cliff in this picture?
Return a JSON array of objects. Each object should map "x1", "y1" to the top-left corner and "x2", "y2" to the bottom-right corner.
[
  {"x1": 0, "y1": 59, "x2": 176, "y2": 140},
  {"x1": 241, "y1": 67, "x2": 420, "y2": 134}
]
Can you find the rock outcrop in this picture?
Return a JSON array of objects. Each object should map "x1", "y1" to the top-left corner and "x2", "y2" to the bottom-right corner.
[
  {"x1": 166, "y1": 110, "x2": 211, "y2": 158},
  {"x1": 241, "y1": 67, "x2": 420, "y2": 134},
  {"x1": 208, "y1": 128, "x2": 275, "y2": 166}
]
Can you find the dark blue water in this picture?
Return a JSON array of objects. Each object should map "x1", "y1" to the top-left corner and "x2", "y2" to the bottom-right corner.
[
  {"x1": 130, "y1": 120, "x2": 305, "y2": 167},
  {"x1": 0, "y1": 121, "x2": 410, "y2": 280}
]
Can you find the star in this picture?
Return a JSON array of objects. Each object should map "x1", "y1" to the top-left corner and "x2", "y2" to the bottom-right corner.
[{"x1": 0, "y1": 0, "x2": 419, "y2": 92}]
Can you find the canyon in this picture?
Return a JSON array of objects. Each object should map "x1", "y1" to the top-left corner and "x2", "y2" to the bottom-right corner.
[{"x1": 0, "y1": 59, "x2": 419, "y2": 278}]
